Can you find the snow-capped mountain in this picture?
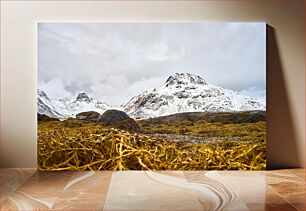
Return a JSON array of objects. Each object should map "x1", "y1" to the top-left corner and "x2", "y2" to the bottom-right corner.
[
  {"x1": 37, "y1": 89, "x2": 66, "y2": 119},
  {"x1": 37, "y1": 89, "x2": 112, "y2": 120},
  {"x1": 123, "y1": 73, "x2": 266, "y2": 119}
]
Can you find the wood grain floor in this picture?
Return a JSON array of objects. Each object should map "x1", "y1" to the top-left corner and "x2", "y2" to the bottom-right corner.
[{"x1": 0, "y1": 169, "x2": 304, "y2": 210}]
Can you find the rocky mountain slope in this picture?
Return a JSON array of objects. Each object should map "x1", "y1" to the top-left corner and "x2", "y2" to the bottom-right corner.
[{"x1": 123, "y1": 73, "x2": 266, "y2": 119}]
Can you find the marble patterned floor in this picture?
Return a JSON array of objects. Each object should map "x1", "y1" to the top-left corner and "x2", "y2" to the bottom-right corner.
[{"x1": 0, "y1": 169, "x2": 304, "y2": 211}]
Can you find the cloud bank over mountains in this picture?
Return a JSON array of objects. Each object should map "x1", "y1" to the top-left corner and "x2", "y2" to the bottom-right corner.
[{"x1": 38, "y1": 22, "x2": 266, "y2": 106}]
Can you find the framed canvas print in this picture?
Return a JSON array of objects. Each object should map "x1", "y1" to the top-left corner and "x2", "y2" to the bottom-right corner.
[{"x1": 37, "y1": 22, "x2": 266, "y2": 171}]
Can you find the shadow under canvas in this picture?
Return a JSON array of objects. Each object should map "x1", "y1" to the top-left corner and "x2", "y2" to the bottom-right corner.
[{"x1": 266, "y1": 25, "x2": 300, "y2": 170}]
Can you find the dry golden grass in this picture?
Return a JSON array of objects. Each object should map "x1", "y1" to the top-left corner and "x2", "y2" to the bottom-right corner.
[{"x1": 38, "y1": 120, "x2": 266, "y2": 171}]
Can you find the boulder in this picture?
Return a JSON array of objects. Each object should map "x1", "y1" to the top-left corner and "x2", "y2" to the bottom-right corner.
[
  {"x1": 76, "y1": 111, "x2": 100, "y2": 122},
  {"x1": 97, "y1": 109, "x2": 140, "y2": 132}
]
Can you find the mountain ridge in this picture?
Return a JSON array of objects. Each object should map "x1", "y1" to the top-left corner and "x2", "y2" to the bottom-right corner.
[
  {"x1": 37, "y1": 89, "x2": 111, "y2": 119},
  {"x1": 38, "y1": 73, "x2": 266, "y2": 120}
]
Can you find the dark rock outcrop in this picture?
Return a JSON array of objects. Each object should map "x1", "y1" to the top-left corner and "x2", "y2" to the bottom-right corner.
[
  {"x1": 37, "y1": 113, "x2": 59, "y2": 122},
  {"x1": 76, "y1": 111, "x2": 100, "y2": 122},
  {"x1": 97, "y1": 109, "x2": 140, "y2": 132},
  {"x1": 76, "y1": 92, "x2": 92, "y2": 102}
]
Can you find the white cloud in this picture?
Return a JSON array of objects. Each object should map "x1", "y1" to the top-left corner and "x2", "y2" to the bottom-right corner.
[
  {"x1": 239, "y1": 86, "x2": 266, "y2": 101},
  {"x1": 38, "y1": 22, "x2": 266, "y2": 106},
  {"x1": 38, "y1": 77, "x2": 72, "y2": 99}
]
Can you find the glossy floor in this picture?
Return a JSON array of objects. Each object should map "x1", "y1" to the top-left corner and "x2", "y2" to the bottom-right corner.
[{"x1": 0, "y1": 169, "x2": 304, "y2": 210}]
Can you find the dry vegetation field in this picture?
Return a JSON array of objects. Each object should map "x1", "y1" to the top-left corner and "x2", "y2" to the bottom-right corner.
[{"x1": 38, "y1": 113, "x2": 266, "y2": 171}]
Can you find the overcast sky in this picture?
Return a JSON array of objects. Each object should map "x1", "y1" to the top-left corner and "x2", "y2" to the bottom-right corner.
[{"x1": 38, "y1": 22, "x2": 266, "y2": 106}]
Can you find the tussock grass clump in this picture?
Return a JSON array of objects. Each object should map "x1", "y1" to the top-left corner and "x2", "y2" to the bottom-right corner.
[{"x1": 38, "y1": 121, "x2": 266, "y2": 171}]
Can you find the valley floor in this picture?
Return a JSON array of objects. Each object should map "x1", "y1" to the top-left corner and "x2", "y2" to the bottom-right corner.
[{"x1": 37, "y1": 116, "x2": 266, "y2": 170}]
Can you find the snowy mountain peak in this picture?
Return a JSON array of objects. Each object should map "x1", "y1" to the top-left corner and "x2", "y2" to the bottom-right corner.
[
  {"x1": 37, "y1": 89, "x2": 50, "y2": 101},
  {"x1": 37, "y1": 89, "x2": 65, "y2": 119},
  {"x1": 123, "y1": 73, "x2": 266, "y2": 119},
  {"x1": 76, "y1": 92, "x2": 92, "y2": 102},
  {"x1": 165, "y1": 73, "x2": 208, "y2": 87}
]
